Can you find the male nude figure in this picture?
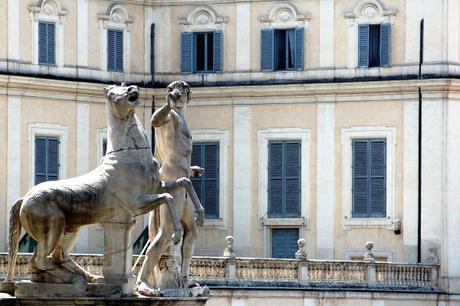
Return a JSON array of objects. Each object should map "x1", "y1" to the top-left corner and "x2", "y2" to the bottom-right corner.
[{"x1": 136, "y1": 80, "x2": 204, "y2": 295}]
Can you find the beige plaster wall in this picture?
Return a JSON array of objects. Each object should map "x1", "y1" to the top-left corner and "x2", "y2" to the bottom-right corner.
[
  {"x1": 0, "y1": 96, "x2": 7, "y2": 250},
  {"x1": 20, "y1": 1, "x2": 33, "y2": 62},
  {"x1": 62, "y1": 0, "x2": 77, "y2": 67},
  {"x1": 0, "y1": 1, "x2": 7, "y2": 59}
]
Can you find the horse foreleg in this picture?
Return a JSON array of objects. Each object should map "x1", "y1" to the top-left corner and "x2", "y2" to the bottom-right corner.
[
  {"x1": 135, "y1": 193, "x2": 182, "y2": 244},
  {"x1": 160, "y1": 178, "x2": 205, "y2": 226}
]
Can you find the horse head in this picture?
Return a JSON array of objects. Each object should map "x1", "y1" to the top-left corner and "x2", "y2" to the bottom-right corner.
[{"x1": 104, "y1": 83, "x2": 140, "y2": 121}]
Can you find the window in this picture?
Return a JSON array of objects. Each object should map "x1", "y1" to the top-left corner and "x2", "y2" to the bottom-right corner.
[
  {"x1": 272, "y1": 228, "x2": 299, "y2": 258},
  {"x1": 352, "y1": 139, "x2": 386, "y2": 218},
  {"x1": 191, "y1": 142, "x2": 219, "y2": 219},
  {"x1": 261, "y1": 28, "x2": 304, "y2": 71},
  {"x1": 102, "y1": 138, "x2": 107, "y2": 156},
  {"x1": 358, "y1": 23, "x2": 391, "y2": 68},
  {"x1": 181, "y1": 31, "x2": 223, "y2": 74},
  {"x1": 35, "y1": 136, "x2": 60, "y2": 185},
  {"x1": 268, "y1": 140, "x2": 301, "y2": 218},
  {"x1": 38, "y1": 21, "x2": 56, "y2": 65},
  {"x1": 107, "y1": 29, "x2": 123, "y2": 71}
]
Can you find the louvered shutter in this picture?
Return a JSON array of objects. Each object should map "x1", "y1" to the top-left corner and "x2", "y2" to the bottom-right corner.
[
  {"x1": 47, "y1": 23, "x2": 56, "y2": 65},
  {"x1": 272, "y1": 229, "x2": 299, "y2": 259},
  {"x1": 191, "y1": 144, "x2": 203, "y2": 201},
  {"x1": 38, "y1": 22, "x2": 48, "y2": 64},
  {"x1": 358, "y1": 24, "x2": 369, "y2": 68},
  {"x1": 295, "y1": 28, "x2": 304, "y2": 70},
  {"x1": 352, "y1": 140, "x2": 369, "y2": 217},
  {"x1": 213, "y1": 31, "x2": 223, "y2": 73},
  {"x1": 261, "y1": 29, "x2": 274, "y2": 71},
  {"x1": 370, "y1": 140, "x2": 386, "y2": 217},
  {"x1": 107, "y1": 30, "x2": 115, "y2": 70},
  {"x1": 204, "y1": 144, "x2": 219, "y2": 219},
  {"x1": 35, "y1": 137, "x2": 47, "y2": 185},
  {"x1": 47, "y1": 137, "x2": 59, "y2": 181},
  {"x1": 181, "y1": 32, "x2": 193, "y2": 74},
  {"x1": 285, "y1": 141, "x2": 301, "y2": 217},
  {"x1": 115, "y1": 30, "x2": 124, "y2": 71},
  {"x1": 380, "y1": 23, "x2": 391, "y2": 67},
  {"x1": 269, "y1": 142, "x2": 283, "y2": 217}
]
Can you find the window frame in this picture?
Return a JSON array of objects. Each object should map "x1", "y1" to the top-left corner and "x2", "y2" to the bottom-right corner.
[{"x1": 341, "y1": 126, "x2": 396, "y2": 229}]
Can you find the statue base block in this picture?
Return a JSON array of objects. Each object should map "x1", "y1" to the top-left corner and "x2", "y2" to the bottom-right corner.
[
  {"x1": 15, "y1": 281, "x2": 86, "y2": 298},
  {"x1": 160, "y1": 286, "x2": 210, "y2": 298}
]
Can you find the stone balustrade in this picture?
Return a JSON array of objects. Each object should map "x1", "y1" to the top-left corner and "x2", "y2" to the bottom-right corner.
[{"x1": 0, "y1": 253, "x2": 438, "y2": 291}]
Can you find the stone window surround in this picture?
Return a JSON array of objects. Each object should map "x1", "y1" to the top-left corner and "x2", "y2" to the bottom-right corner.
[
  {"x1": 28, "y1": 0, "x2": 67, "y2": 67},
  {"x1": 98, "y1": 5, "x2": 133, "y2": 73},
  {"x1": 341, "y1": 126, "x2": 397, "y2": 230},
  {"x1": 257, "y1": 128, "x2": 311, "y2": 228},
  {"x1": 28, "y1": 123, "x2": 68, "y2": 189},
  {"x1": 191, "y1": 129, "x2": 229, "y2": 229},
  {"x1": 343, "y1": 0, "x2": 397, "y2": 69},
  {"x1": 178, "y1": 6, "x2": 228, "y2": 32},
  {"x1": 258, "y1": 3, "x2": 311, "y2": 30}
]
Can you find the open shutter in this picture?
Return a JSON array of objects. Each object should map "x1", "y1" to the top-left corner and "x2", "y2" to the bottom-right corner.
[
  {"x1": 285, "y1": 141, "x2": 301, "y2": 217},
  {"x1": 47, "y1": 23, "x2": 56, "y2": 65},
  {"x1": 107, "y1": 30, "x2": 115, "y2": 70},
  {"x1": 295, "y1": 28, "x2": 304, "y2": 70},
  {"x1": 204, "y1": 144, "x2": 219, "y2": 219},
  {"x1": 213, "y1": 31, "x2": 223, "y2": 73},
  {"x1": 352, "y1": 140, "x2": 369, "y2": 217},
  {"x1": 272, "y1": 229, "x2": 299, "y2": 258},
  {"x1": 261, "y1": 29, "x2": 274, "y2": 71},
  {"x1": 38, "y1": 22, "x2": 47, "y2": 64},
  {"x1": 35, "y1": 137, "x2": 47, "y2": 185},
  {"x1": 115, "y1": 30, "x2": 124, "y2": 71},
  {"x1": 181, "y1": 32, "x2": 193, "y2": 74},
  {"x1": 358, "y1": 24, "x2": 369, "y2": 68},
  {"x1": 380, "y1": 23, "x2": 391, "y2": 67},
  {"x1": 269, "y1": 142, "x2": 283, "y2": 217},
  {"x1": 370, "y1": 140, "x2": 386, "y2": 217},
  {"x1": 47, "y1": 137, "x2": 59, "y2": 181}
]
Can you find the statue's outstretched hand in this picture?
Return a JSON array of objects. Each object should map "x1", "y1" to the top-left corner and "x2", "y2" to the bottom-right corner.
[{"x1": 191, "y1": 166, "x2": 205, "y2": 177}]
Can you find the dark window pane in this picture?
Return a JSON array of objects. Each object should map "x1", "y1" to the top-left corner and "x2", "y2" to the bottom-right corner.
[
  {"x1": 369, "y1": 25, "x2": 380, "y2": 67},
  {"x1": 275, "y1": 30, "x2": 286, "y2": 70},
  {"x1": 207, "y1": 33, "x2": 214, "y2": 71},
  {"x1": 196, "y1": 33, "x2": 205, "y2": 71}
]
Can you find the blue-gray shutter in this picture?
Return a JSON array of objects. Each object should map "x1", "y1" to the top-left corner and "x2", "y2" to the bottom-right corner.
[
  {"x1": 191, "y1": 144, "x2": 203, "y2": 201},
  {"x1": 269, "y1": 142, "x2": 283, "y2": 217},
  {"x1": 47, "y1": 23, "x2": 56, "y2": 65},
  {"x1": 115, "y1": 30, "x2": 123, "y2": 71},
  {"x1": 261, "y1": 29, "x2": 274, "y2": 71},
  {"x1": 272, "y1": 228, "x2": 299, "y2": 259},
  {"x1": 47, "y1": 137, "x2": 59, "y2": 181},
  {"x1": 380, "y1": 23, "x2": 391, "y2": 67},
  {"x1": 358, "y1": 24, "x2": 369, "y2": 68},
  {"x1": 35, "y1": 137, "x2": 47, "y2": 185},
  {"x1": 285, "y1": 141, "x2": 301, "y2": 217},
  {"x1": 204, "y1": 144, "x2": 219, "y2": 219},
  {"x1": 295, "y1": 28, "x2": 304, "y2": 70},
  {"x1": 38, "y1": 22, "x2": 48, "y2": 64},
  {"x1": 102, "y1": 138, "x2": 107, "y2": 156},
  {"x1": 107, "y1": 30, "x2": 115, "y2": 70},
  {"x1": 181, "y1": 32, "x2": 193, "y2": 74},
  {"x1": 370, "y1": 140, "x2": 386, "y2": 217},
  {"x1": 352, "y1": 140, "x2": 369, "y2": 217},
  {"x1": 213, "y1": 31, "x2": 223, "y2": 73}
]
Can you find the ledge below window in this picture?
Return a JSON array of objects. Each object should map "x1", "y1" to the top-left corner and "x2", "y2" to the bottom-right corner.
[
  {"x1": 260, "y1": 217, "x2": 307, "y2": 227},
  {"x1": 203, "y1": 218, "x2": 226, "y2": 229},
  {"x1": 342, "y1": 216, "x2": 395, "y2": 230}
]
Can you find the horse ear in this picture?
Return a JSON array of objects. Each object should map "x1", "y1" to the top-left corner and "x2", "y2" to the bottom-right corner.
[{"x1": 103, "y1": 85, "x2": 114, "y2": 95}]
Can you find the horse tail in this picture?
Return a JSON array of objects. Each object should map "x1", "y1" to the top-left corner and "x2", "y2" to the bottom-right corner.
[{"x1": 5, "y1": 198, "x2": 23, "y2": 282}]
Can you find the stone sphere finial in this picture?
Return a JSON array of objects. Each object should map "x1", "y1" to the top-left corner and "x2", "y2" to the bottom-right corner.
[
  {"x1": 223, "y1": 235, "x2": 236, "y2": 258},
  {"x1": 364, "y1": 241, "x2": 375, "y2": 262},
  {"x1": 295, "y1": 238, "x2": 307, "y2": 260}
]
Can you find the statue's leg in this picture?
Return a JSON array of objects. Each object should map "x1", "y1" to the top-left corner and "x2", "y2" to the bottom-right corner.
[{"x1": 180, "y1": 201, "x2": 199, "y2": 287}]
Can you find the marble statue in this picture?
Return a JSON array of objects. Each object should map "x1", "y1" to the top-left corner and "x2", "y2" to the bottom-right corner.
[
  {"x1": 136, "y1": 81, "x2": 205, "y2": 296},
  {"x1": 4, "y1": 84, "x2": 186, "y2": 287}
]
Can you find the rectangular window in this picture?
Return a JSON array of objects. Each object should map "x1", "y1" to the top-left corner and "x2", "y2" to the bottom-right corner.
[
  {"x1": 181, "y1": 31, "x2": 223, "y2": 74},
  {"x1": 107, "y1": 29, "x2": 123, "y2": 71},
  {"x1": 272, "y1": 228, "x2": 299, "y2": 258},
  {"x1": 261, "y1": 28, "x2": 304, "y2": 71},
  {"x1": 358, "y1": 24, "x2": 391, "y2": 68},
  {"x1": 268, "y1": 140, "x2": 301, "y2": 218},
  {"x1": 352, "y1": 139, "x2": 386, "y2": 218},
  {"x1": 35, "y1": 136, "x2": 60, "y2": 185},
  {"x1": 102, "y1": 138, "x2": 107, "y2": 156},
  {"x1": 38, "y1": 21, "x2": 56, "y2": 65},
  {"x1": 191, "y1": 142, "x2": 219, "y2": 219}
]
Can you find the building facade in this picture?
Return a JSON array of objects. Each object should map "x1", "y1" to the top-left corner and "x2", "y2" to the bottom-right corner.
[{"x1": 1, "y1": 0, "x2": 460, "y2": 295}]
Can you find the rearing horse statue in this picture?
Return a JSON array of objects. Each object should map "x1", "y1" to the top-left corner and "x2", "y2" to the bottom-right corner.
[{"x1": 4, "y1": 84, "x2": 187, "y2": 285}]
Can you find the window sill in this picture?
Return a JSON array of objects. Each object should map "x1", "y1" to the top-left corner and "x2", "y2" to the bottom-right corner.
[
  {"x1": 203, "y1": 218, "x2": 226, "y2": 229},
  {"x1": 343, "y1": 217, "x2": 394, "y2": 230},
  {"x1": 260, "y1": 217, "x2": 307, "y2": 227}
]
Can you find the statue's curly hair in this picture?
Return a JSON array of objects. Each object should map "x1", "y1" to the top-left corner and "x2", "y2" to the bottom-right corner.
[{"x1": 167, "y1": 80, "x2": 192, "y2": 102}]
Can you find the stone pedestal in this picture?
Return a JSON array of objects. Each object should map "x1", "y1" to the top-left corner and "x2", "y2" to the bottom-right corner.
[{"x1": 101, "y1": 218, "x2": 136, "y2": 295}]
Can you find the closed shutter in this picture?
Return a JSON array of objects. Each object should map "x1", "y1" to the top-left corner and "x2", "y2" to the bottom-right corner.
[
  {"x1": 35, "y1": 137, "x2": 47, "y2": 185},
  {"x1": 107, "y1": 29, "x2": 123, "y2": 71},
  {"x1": 352, "y1": 140, "x2": 369, "y2": 217},
  {"x1": 191, "y1": 144, "x2": 203, "y2": 201},
  {"x1": 47, "y1": 23, "x2": 56, "y2": 65},
  {"x1": 39, "y1": 22, "x2": 55, "y2": 65},
  {"x1": 213, "y1": 31, "x2": 223, "y2": 73},
  {"x1": 115, "y1": 30, "x2": 123, "y2": 71},
  {"x1": 358, "y1": 24, "x2": 369, "y2": 68},
  {"x1": 285, "y1": 141, "x2": 301, "y2": 217},
  {"x1": 47, "y1": 137, "x2": 59, "y2": 181},
  {"x1": 38, "y1": 22, "x2": 47, "y2": 64},
  {"x1": 181, "y1": 32, "x2": 193, "y2": 74},
  {"x1": 272, "y1": 228, "x2": 299, "y2": 258},
  {"x1": 268, "y1": 142, "x2": 283, "y2": 217},
  {"x1": 261, "y1": 29, "x2": 274, "y2": 71},
  {"x1": 35, "y1": 136, "x2": 59, "y2": 185},
  {"x1": 295, "y1": 28, "x2": 304, "y2": 70},
  {"x1": 107, "y1": 30, "x2": 115, "y2": 71},
  {"x1": 370, "y1": 140, "x2": 386, "y2": 217},
  {"x1": 380, "y1": 23, "x2": 391, "y2": 67}
]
